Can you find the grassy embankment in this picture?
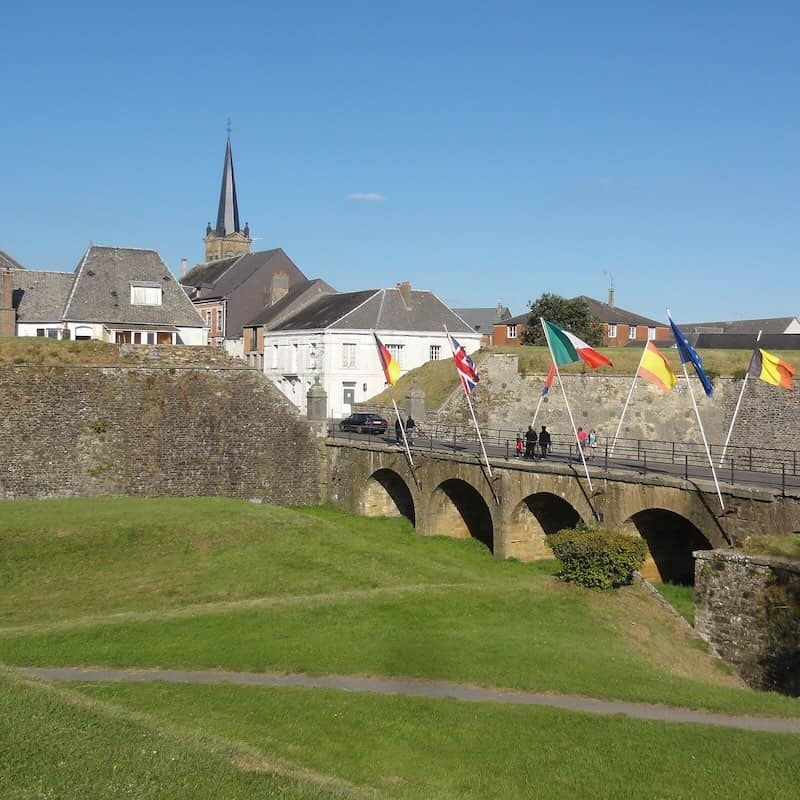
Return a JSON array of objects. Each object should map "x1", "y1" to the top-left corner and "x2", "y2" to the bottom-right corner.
[
  {"x1": 2, "y1": 498, "x2": 800, "y2": 798},
  {"x1": 369, "y1": 344, "x2": 800, "y2": 410}
]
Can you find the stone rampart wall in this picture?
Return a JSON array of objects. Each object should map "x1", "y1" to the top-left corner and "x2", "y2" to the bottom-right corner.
[
  {"x1": 0, "y1": 364, "x2": 322, "y2": 503},
  {"x1": 694, "y1": 549, "x2": 800, "y2": 696}
]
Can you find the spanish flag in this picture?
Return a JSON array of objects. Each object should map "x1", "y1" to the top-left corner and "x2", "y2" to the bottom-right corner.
[
  {"x1": 749, "y1": 348, "x2": 795, "y2": 391},
  {"x1": 638, "y1": 342, "x2": 678, "y2": 392},
  {"x1": 374, "y1": 333, "x2": 401, "y2": 386}
]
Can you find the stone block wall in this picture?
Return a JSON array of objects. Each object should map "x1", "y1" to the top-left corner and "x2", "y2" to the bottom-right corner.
[
  {"x1": 694, "y1": 549, "x2": 800, "y2": 696},
  {"x1": 0, "y1": 364, "x2": 322, "y2": 503}
]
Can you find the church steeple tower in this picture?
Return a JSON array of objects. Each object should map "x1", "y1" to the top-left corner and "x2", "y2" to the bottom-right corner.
[
  {"x1": 203, "y1": 130, "x2": 253, "y2": 262},
  {"x1": 215, "y1": 136, "x2": 240, "y2": 236}
]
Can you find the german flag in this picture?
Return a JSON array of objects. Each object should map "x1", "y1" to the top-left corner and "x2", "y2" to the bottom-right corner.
[
  {"x1": 373, "y1": 333, "x2": 401, "y2": 386},
  {"x1": 749, "y1": 348, "x2": 795, "y2": 391}
]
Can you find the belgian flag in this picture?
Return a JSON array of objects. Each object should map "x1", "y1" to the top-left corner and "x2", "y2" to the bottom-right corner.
[{"x1": 749, "y1": 348, "x2": 795, "y2": 391}]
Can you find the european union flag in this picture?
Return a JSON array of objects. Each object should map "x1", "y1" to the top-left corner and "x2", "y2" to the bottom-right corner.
[{"x1": 668, "y1": 314, "x2": 713, "y2": 397}]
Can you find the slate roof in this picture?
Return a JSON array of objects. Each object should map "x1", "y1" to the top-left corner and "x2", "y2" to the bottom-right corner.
[
  {"x1": 63, "y1": 246, "x2": 204, "y2": 327},
  {"x1": 498, "y1": 311, "x2": 532, "y2": 326},
  {"x1": 0, "y1": 250, "x2": 25, "y2": 270},
  {"x1": 453, "y1": 306, "x2": 511, "y2": 335},
  {"x1": 574, "y1": 296, "x2": 664, "y2": 328},
  {"x1": 11, "y1": 269, "x2": 74, "y2": 322},
  {"x1": 269, "y1": 288, "x2": 476, "y2": 333},
  {"x1": 688, "y1": 333, "x2": 800, "y2": 350},
  {"x1": 679, "y1": 317, "x2": 798, "y2": 335},
  {"x1": 180, "y1": 249, "x2": 307, "y2": 302},
  {"x1": 246, "y1": 278, "x2": 336, "y2": 329}
]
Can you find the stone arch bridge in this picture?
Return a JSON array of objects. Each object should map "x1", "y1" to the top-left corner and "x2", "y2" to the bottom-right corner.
[{"x1": 326, "y1": 441, "x2": 800, "y2": 583}]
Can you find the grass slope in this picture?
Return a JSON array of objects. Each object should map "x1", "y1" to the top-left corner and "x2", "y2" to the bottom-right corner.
[
  {"x1": 77, "y1": 681, "x2": 800, "y2": 800},
  {"x1": 3, "y1": 498, "x2": 800, "y2": 797}
]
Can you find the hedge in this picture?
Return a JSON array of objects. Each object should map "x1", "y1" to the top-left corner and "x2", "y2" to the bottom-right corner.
[{"x1": 545, "y1": 528, "x2": 648, "y2": 589}]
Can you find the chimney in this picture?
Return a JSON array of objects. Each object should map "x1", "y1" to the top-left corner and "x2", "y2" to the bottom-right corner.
[
  {"x1": 608, "y1": 286, "x2": 615, "y2": 307},
  {"x1": 396, "y1": 281, "x2": 412, "y2": 309},
  {"x1": 0, "y1": 268, "x2": 15, "y2": 338},
  {"x1": 180, "y1": 257, "x2": 188, "y2": 277},
  {"x1": 496, "y1": 301, "x2": 504, "y2": 317}
]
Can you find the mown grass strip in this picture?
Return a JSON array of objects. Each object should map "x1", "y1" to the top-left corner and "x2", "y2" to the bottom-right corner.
[{"x1": 75, "y1": 680, "x2": 800, "y2": 800}]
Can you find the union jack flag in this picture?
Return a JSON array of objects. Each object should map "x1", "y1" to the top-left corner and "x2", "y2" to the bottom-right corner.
[{"x1": 449, "y1": 334, "x2": 479, "y2": 395}]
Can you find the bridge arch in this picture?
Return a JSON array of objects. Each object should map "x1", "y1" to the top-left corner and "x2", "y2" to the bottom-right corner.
[
  {"x1": 361, "y1": 468, "x2": 415, "y2": 524},
  {"x1": 427, "y1": 478, "x2": 494, "y2": 552},
  {"x1": 501, "y1": 492, "x2": 583, "y2": 560},
  {"x1": 622, "y1": 508, "x2": 713, "y2": 584}
]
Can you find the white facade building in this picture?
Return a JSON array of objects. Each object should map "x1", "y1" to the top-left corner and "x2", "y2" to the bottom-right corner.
[
  {"x1": 7, "y1": 246, "x2": 207, "y2": 345},
  {"x1": 247, "y1": 283, "x2": 479, "y2": 419}
]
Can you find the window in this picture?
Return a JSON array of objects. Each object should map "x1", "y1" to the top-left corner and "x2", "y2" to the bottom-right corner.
[
  {"x1": 507, "y1": 324, "x2": 517, "y2": 339},
  {"x1": 607, "y1": 324, "x2": 617, "y2": 339},
  {"x1": 648, "y1": 327, "x2": 656, "y2": 341},
  {"x1": 36, "y1": 328, "x2": 45, "y2": 337},
  {"x1": 386, "y1": 343, "x2": 404, "y2": 368},
  {"x1": 342, "y1": 382, "x2": 356, "y2": 408},
  {"x1": 130, "y1": 284, "x2": 161, "y2": 306},
  {"x1": 429, "y1": 344, "x2": 441, "y2": 361},
  {"x1": 628, "y1": 326, "x2": 637, "y2": 340},
  {"x1": 342, "y1": 343, "x2": 356, "y2": 368},
  {"x1": 146, "y1": 332, "x2": 156, "y2": 345},
  {"x1": 216, "y1": 309, "x2": 223, "y2": 334}
]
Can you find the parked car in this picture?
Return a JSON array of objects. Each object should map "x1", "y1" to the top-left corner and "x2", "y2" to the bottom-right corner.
[{"x1": 339, "y1": 412, "x2": 388, "y2": 434}]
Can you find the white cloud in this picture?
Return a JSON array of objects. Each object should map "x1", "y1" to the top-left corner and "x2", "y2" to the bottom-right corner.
[{"x1": 347, "y1": 192, "x2": 385, "y2": 202}]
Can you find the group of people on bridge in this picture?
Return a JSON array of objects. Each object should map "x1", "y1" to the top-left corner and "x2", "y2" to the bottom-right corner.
[{"x1": 516, "y1": 425, "x2": 597, "y2": 461}]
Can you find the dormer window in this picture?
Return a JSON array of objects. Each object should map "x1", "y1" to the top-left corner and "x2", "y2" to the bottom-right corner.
[{"x1": 130, "y1": 283, "x2": 162, "y2": 306}]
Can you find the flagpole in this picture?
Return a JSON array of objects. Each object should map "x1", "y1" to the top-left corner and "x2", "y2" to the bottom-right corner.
[
  {"x1": 666, "y1": 309, "x2": 725, "y2": 514},
  {"x1": 372, "y1": 329, "x2": 414, "y2": 467},
  {"x1": 610, "y1": 344, "x2": 648, "y2": 457},
  {"x1": 540, "y1": 318, "x2": 593, "y2": 493},
  {"x1": 530, "y1": 391, "x2": 545, "y2": 430},
  {"x1": 444, "y1": 325, "x2": 493, "y2": 479},
  {"x1": 718, "y1": 330, "x2": 761, "y2": 466},
  {"x1": 391, "y1": 395, "x2": 414, "y2": 467}
]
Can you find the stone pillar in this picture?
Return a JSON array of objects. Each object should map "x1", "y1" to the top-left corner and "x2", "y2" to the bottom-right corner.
[
  {"x1": 306, "y1": 380, "x2": 328, "y2": 436},
  {"x1": 405, "y1": 386, "x2": 425, "y2": 425},
  {"x1": 0, "y1": 269, "x2": 15, "y2": 338}
]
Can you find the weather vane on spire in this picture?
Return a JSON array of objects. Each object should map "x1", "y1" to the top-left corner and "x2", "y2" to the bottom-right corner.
[{"x1": 226, "y1": 118, "x2": 232, "y2": 137}]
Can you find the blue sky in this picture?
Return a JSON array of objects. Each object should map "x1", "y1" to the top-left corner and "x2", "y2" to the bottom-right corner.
[{"x1": 3, "y1": 1, "x2": 798, "y2": 323}]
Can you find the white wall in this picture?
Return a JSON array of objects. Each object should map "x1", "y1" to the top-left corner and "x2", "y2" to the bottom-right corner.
[{"x1": 261, "y1": 329, "x2": 481, "y2": 419}]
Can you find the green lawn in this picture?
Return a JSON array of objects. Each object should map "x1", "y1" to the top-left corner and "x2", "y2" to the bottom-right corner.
[
  {"x1": 2, "y1": 497, "x2": 800, "y2": 798},
  {"x1": 656, "y1": 582, "x2": 696, "y2": 625}
]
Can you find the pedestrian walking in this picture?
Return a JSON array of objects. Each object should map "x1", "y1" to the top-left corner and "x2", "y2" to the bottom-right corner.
[
  {"x1": 405, "y1": 416, "x2": 416, "y2": 446},
  {"x1": 539, "y1": 426, "x2": 551, "y2": 459},
  {"x1": 515, "y1": 433, "x2": 524, "y2": 458},
  {"x1": 524, "y1": 426, "x2": 538, "y2": 459},
  {"x1": 587, "y1": 429, "x2": 597, "y2": 459}
]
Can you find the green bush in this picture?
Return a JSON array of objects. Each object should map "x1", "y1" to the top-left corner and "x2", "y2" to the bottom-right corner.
[{"x1": 546, "y1": 528, "x2": 647, "y2": 589}]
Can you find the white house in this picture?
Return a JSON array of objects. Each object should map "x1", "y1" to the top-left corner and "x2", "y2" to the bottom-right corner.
[
  {"x1": 245, "y1": 281, "x2": 480, "y2": 418},
  {"x1": 6, "y1": 246, "x2": 207, "y2": 345}
]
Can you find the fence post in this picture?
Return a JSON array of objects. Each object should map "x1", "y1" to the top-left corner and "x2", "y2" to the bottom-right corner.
[
  {"x1": 604, "y1": 444, "x2": 608, "y2": 471},
  {"x1": 637, "y1": 439, "x2": 641, "y2": 460},
  {"x1": 505, "y1": 440, "x2": 509, "y2": 460},
  {"x1": 730, "y1": 458, "x2": 734, "y2": 487},
  {"x1": 782, "y1": 462, "x2": 786, "y2": 497},
  {"x1": 671, "y1": 441, "x2": 675, "y2": 465},
  {"x1": 749, "y1": 447, "x2": 753, "y2": 471},
  {"x1": 684, "y1": 454, "x2": 688, "y2": 481},
  {"x1": 643, "y1": 452, "x2": 647, "y2": 475},
  {"x1": 794, "y1": 450, "x2": 797, "y2": 477}
]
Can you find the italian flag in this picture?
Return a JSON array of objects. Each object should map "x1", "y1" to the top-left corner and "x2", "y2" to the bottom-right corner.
[{"x1": 543, "y1": 320, "x2": 613, "y2": 369}]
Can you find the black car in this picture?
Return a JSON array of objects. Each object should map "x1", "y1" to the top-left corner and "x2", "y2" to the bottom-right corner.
[{"x1": 339, "y1": 412, "x2": 388, "y2": 434}]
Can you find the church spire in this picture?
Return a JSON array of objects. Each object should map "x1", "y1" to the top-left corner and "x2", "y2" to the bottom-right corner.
[{"x1": 215, "y1": 135, "x2": 240, "y2": 236}]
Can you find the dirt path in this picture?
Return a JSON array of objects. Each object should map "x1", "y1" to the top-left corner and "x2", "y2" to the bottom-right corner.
[{"x1": 24, "y1": 666, "x2": 800, "y2": 734}]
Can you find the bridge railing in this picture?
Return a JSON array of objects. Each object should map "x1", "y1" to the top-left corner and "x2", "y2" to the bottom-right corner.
[{"x1": 328, "y1": 417, "x2": 800, "y2": 495}]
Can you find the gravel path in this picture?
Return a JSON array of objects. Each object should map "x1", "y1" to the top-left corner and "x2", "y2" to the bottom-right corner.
[{"x1": 25, "y1": 666, "x2": 800, "y2": 734}]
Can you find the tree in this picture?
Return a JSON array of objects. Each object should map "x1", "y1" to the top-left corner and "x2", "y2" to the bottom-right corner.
[{"x1": 521, "y1": 293, "x2": 604, "y2": 347}]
